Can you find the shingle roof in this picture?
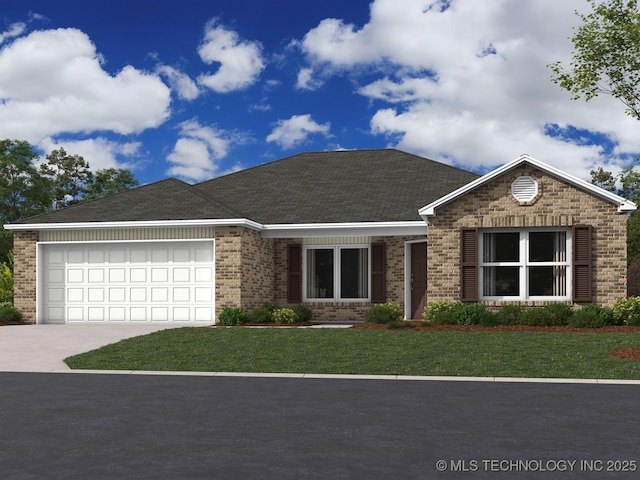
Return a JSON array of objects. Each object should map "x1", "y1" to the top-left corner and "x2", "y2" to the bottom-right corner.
[
  {"x1": 14, "y1": 149, "x2": 479, "y2": 225},
  {"x1": 15, "y1": 178, "x2": 241, "y2": 224}
]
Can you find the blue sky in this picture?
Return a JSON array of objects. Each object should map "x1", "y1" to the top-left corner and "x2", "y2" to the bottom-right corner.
[{"x1": 1, "y1": 0, "x2": 639, "y2": 186}]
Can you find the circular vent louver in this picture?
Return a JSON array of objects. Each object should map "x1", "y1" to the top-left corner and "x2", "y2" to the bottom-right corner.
[{"x1": 512, "y1": 176, "x2": 538, "y2": 202}]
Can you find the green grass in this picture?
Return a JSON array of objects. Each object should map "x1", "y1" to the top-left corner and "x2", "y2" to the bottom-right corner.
[{"x1": 64, "y1": 327, "x2": 640, "y2": 379}]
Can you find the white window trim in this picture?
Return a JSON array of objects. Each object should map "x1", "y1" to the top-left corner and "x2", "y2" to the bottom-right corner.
[
  {"x1": 302, "y1": 244, "x2": 371, "y2": 302},
  {"x1": 479, "y1": 228, "x2": 572, "y2": 301}
]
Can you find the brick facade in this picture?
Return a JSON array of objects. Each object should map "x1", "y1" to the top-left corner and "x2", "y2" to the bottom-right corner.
[
  {"x1": 272, "y1": 235, "x2": 424, "y2": 321},
  {"x1": 13, "y1": 230, "x2": 38, "y2": 323},
  {"x1": 426, "y1": 166, "x2": 628, "y2": 306},
  {"x1": 214, "y1": 226, "x2": 274, "y2": 318}
]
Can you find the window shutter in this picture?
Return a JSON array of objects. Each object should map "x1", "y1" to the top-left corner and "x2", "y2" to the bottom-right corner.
[
  {"x1": 460, "y1": 228, "x2": 478, "y2": 302},
  {"x1": 371, "y1": 243, "x2": 386, "y2": 303},
  {"x1": 572, "y1": 225, "x2": 592, "y2": 302},
  {"x1": 287, "y1": 244, "x2": 302, "y2": 303}
]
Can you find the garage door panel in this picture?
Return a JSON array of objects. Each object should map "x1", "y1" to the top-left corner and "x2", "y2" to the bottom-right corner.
[{"x1": 41, "y1": 241, "x2": 215, "y2": 324}]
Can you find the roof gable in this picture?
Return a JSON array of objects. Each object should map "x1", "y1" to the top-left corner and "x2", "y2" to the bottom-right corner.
[{"x1": 419, "y1": 154, "x2": 637, "y2": 218}]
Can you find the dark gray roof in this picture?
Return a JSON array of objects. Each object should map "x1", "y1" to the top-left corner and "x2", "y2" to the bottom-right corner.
[
  {"x1": 15, "y1": 149, "x2": 479, "y2": 225},
  {"x1": 195, "y1": 149, "x2": 479, "y2": 223},
  {"x1": 16, "y1": 178, "x2": 241, "y2": 224}
]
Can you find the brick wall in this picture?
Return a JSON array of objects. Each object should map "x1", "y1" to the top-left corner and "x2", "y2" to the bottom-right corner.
[
  {"x1": 427, "y1": 166, "x2": 628, "y2": 306},
  {"x1": 215, "y1": 226, "x2": 274, "y2": 318},
  {"x1": 13, "y1": 230, "x2": 38, "y2": 323}
]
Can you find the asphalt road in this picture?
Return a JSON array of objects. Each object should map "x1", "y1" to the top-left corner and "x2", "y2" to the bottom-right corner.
[{"x1": 1, "y1": 373, "x2": 639, "y2": 479}]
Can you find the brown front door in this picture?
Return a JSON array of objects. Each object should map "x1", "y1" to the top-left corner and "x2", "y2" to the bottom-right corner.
[{"x1": 411, "y1": 242, "x2": 427, "y2": 319}]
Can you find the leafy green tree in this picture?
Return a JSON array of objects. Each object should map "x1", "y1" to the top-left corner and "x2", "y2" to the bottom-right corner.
[
  {"x1": 84, "y1": 168, "x2": 139, "y2": 200},
  {"x1": 39, "y1": 148, "x2": 93, "y2": 209},
  {"x1": 549, "y1": 0, "x2": 640, "y2": 120},
  {"x1": 590, "y1": 166, "x2": 617, "y2": 192},
  {"x1": 0, "y1": 139, "x2": 53, "y2": 224}
]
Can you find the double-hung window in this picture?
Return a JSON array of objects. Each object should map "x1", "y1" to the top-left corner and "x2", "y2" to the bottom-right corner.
[
  {"x1": 479, "y1": 229, "x2": 571, "y2": 300},
  {"x1": 304, "y1": 245, "x2": 370, "y2": 301}
]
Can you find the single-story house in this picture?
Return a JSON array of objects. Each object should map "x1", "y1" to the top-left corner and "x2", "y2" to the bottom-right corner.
[{"x1": 5, "y1": 149, "x2": 636, "y2": 324}]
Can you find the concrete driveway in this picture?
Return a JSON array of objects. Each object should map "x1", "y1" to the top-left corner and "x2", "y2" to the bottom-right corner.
[{"x1": 0, "y1": 324, "x2": 179, "y2": 372}]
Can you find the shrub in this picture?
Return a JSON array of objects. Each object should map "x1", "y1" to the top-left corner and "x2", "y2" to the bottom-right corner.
[
  {"x1": 568, "y1": 304, "x2": 616, "y2": 328},
  {"x1": 248, "y1": 303, "x2": 277, "y2": 323},
  {"x1": 364, "y1": 303, "x2": 403, "y2": 324},
  {"x1": 519, "y1": 308, "x2": 554, "y2": 326},
  {"x1": 217, "y1": 307, "x2": 247, "y2": 326},
  {"x1": 454, "y1": 303, "x2": 497, "y2": 326},
  {"x1": 0, "y1": 302, "x2": 23, "y2": 323},
  {"x1": 272, "y1": 307, "x2": 298, "y2": 324},
  {"x1": 628, "y1": 259, "x2": 640, "y2": 297},
  {"x1": 290, "y1": 304, "x2": 313, "y2": 322},
  {"x1": 423, "y1": 300, "x2": 460, "y2": 325},
  {"x1": 613, "y1": 296, "x2": 640, "y2": 326},
  {"x1": 542, "y1": 303, "x2": 574, "y2": 326},
  {"x1": 495, "y1": 303, "x2": 525, "y2": 325},
  {"x1": 0, "y1": 258, "x2": 13, "y2": 304}
]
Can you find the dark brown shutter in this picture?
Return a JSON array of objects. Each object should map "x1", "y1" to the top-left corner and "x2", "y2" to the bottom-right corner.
[
  {"x1": 460, "y1": 228, "x2": 478, "y2": 302},
  {"x1": 371, "y1": 242, "x2": 386, "y2": 303},
  {"x1": 573, "y1": 225, "x2": 593, "y2": 302},
  {"x1": 287, "y1": 244, "x2": 302, "y2": 303}
]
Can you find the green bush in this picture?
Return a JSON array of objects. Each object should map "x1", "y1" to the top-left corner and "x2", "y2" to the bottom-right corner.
[
  {"x1": 290, "y1": 304, "x2": 313, "y2": 322},
  {"x1": 455, "y1": 303, "x2": 497, "y2": 326},
  {"x1": 612, "y1": 296, "x2": 640, "y2": 325},
  {"x1": 568, "y1": 308, "x2": 604, "y2": 328},
  {"x1": 495, "y1": 303, "x2": 525, "y2": 325},
  {"x1": 272, "y1": 307, "x2": 298, "y2": 324},
  {"x1": 519, "y1": 308, "x2": 554, "y2": 326},
  {"x1": 248, "y1": 303, "x2": 277, "y2": 323},
  {"x1": 0, "y1": 259, "x2": 13, "y2": 304},
  {"x1": 364, "y1": 303, "x2": 403, "y2": 324},
  {"x1": 423, "y1": 300, "x2": 460, "y2": 325},
  {"x1": 568, "y1": 304, "x2": 616, "y2": 328},
  {"x1": 217, "y1": 307, "x2": 247, "y2": 326},
  {"x1": 0, "y1": 302, "x2": 22, "y2": 323},
  {"x1": 543, "y1": 303, "x2": 574, "y2": 326}
]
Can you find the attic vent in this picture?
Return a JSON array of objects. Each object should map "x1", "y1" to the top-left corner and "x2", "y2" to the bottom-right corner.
[{"x1": 512, "y1": 176, "x2": 538, "y2": 202}]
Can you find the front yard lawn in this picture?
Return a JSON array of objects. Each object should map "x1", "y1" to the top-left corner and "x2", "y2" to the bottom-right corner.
[{"x1": 64, "y1": 327, "x2": 640, "y2": 379}]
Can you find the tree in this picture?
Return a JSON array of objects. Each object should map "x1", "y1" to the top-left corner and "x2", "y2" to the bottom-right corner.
[
  {"x1": 39, "y1": 148, "x2": 93, "y2": 209},
  {"x1": 549, "y1": 0, "x2": 640, "y2": 121},
  {"x1": 591, "y1": 165, "x2": 640, "y2": 261},
  {"x1": 83, "y1": 168, "x2": 139, "y2": 200},
  {"x1": 590, "y1": 166, "x2": 617, "y2": 191},
  {"x1": 0, "y1": 139, "x2": 53, "y2": 224}
]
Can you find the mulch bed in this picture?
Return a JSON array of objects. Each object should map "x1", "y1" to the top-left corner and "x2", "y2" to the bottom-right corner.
[{"x1": 352, "y1": 322, "x2": 640, "y2": 360}]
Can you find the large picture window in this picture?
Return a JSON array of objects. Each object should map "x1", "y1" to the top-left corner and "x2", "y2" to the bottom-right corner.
[
  {"x1": 305, "y1": 245, "x2": 369, "y2": 301},
  {"x1": 480, "y1": 229, "x2": 570, "y2": 300}
]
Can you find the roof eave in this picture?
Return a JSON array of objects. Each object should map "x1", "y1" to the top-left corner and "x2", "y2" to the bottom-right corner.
[{"x1": 3, "y1": 218, "x2": 264, "y2": 231}]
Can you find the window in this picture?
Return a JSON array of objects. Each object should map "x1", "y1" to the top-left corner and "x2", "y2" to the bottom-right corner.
[
  {"x1": 304, "y1": 245, "x2": 369, "y2": 301},
  {"x1": 479, "y1": 229, "x2": 570, "y2": 300}
]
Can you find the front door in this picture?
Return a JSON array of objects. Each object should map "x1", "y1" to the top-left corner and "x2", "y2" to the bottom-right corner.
[{"x1": 410, "y1": 242, "x2": 427, "y2": 319}]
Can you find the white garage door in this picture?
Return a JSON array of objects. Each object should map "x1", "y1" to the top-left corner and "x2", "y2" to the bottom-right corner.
[{"x1": 41, "y1": 241, "x2": 215, "y2": 324}]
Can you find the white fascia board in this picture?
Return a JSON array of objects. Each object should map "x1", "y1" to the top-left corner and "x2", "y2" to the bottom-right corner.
[
  {"x1": 260, "y1": 221, "x2": 427, "y2": 238},
  {"x1": 419, "y1": 154, "x2": 637, "y2": 218},
  {"x1": 3, "y1": 218, "x2": 264, "y2": 231}
]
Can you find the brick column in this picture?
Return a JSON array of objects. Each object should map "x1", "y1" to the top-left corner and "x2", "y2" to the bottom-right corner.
[{"x1": 13, "y1": 230, "x2": 38, "y2": 323}]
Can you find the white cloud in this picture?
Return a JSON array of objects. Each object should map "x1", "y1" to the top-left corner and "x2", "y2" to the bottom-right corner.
[
  {"x1": 0, "y1": 22, "x2": 26, "y2": 44},
  {"x1": 38, "y1": 136, "x2": 142, "y2": 171},
  {"x1": 297, "y1": 0, "x2": 640, "y2": 180},
  {"x1": 0, "y1": 28, "x2": 171, "y2": 143},
  {"x1": 197, "y1": 19, "x2": 265, "y2": 93},
  {"x1": 166, "y1": 120, "x2": 243, "y2": 181},
  {"x1": 266, "y1": 114, "x2": 331, "y2": 149},
  {"x1": 156, "y1": 65, "x2": 200, "y2": 100}
]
